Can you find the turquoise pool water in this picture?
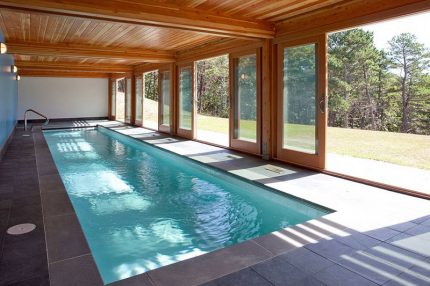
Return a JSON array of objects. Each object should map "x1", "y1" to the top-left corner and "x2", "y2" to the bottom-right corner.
[{"x1": 44, "y1": 127, "x2": 330, "y2": 284}]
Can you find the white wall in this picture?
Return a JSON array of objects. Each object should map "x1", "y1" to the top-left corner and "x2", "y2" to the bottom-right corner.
[{"x1": 18, "y1": 77, "x2": 108, "y2": 120}]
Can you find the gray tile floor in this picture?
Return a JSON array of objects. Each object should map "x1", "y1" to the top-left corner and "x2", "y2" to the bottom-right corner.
[
  {"x1": 1, "y1": 121, "x2": 430, "y2": 286},
  {"x1": 0, "y1": 130, "x2": 49, "y2": 286}
]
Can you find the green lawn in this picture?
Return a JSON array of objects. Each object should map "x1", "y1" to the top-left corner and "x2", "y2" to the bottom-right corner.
[
  {"x1": 189, "y1": 115, "x2": 430, "y2": 170},
  {"x1": 136, "y1": 102, "x2": 429, "y2": 170},
  {"x1": 327, "y1": 127, "x2": 430, "y2": 170}
]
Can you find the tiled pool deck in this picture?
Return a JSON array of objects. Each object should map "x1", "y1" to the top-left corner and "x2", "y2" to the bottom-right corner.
[{"x1": 1, "y1": 121, "x2": 429, "y2": 286}]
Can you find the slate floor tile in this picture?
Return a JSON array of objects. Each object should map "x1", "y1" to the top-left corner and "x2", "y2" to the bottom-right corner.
[
  {"x1": 201, "y1": 268, "x2": 272, "y2": 286},
  {"x1": 279, "y1": 247, "x2": 333, "y2": 275},
  {"x1": 252, "y1": 256, "x2": 325, "y2": 286},
  {"x1": 304, "y1": 239, "x2": 357, "y2": 263},
  {"x1": 49, "y1": 254, "x2": 103, "y2": 286},
  {"x1": 313, "y1": 264, "x2": 378, "y2": 286}
]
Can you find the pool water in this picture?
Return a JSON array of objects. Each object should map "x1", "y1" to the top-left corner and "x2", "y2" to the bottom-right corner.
[{"x1": 44, "y1": 127, "x2": 330, "y2": 284}]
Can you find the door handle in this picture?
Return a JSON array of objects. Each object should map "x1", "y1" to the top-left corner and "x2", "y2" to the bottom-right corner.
[{"x1": 319, "y1": 95, "x2": 326, "y2": 114}]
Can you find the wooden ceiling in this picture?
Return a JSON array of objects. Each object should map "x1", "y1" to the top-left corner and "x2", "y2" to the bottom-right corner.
[{"x1": 0, "y1": 0, "x2": 428, "y2": 76}]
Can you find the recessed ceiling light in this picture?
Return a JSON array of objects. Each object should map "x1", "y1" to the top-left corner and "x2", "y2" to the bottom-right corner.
[{"x1": 11, "y1": 65, "x2": 18, "y2": 73}]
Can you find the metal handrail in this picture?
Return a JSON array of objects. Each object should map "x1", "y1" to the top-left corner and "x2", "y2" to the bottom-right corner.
[{"x1": 24, "y1": 109, "x2": 49, "y2": 131}]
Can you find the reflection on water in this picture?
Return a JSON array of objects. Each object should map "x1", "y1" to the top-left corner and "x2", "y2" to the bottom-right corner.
[{"x1": 44, "y1": 128, "x2": 329, "y2": 284}]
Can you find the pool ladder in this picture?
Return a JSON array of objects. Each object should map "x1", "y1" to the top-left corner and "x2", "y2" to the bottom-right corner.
[{"x1": 24, "y1": 109, "x2": 50, "y2": 131}]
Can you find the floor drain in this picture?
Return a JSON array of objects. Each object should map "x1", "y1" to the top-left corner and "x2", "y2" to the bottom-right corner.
[
  {"x1": 7, "y1": 223, "x2": 36, "y2": 235},
  {"x1": 22, "y1": 134, "x2": 30, "y2": 137}
]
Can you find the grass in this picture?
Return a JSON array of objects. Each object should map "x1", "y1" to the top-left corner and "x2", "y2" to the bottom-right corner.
[
  {"x1": 327, "y1": 127, "x2": 430, "y2": 170},
  {"x1": 129, "y1": 101, "x2": 430, "y2": 170},
  {"x1": 190, "y1": 115, "x2": 430, "y2": 170}
]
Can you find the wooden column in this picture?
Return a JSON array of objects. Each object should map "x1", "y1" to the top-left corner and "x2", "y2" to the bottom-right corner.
[{"x1": 261, "y1": 39, "x2": 273, "y2": 160}]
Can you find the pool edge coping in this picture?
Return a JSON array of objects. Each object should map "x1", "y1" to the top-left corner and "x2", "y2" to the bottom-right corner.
[{"x1": 37, "y1": 125, "x2": 339, "y2": 286}]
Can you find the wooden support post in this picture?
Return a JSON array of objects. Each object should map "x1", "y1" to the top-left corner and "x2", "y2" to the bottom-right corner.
[{"x1": 261, "y1": 39, "x2": 273, "y2": 160}]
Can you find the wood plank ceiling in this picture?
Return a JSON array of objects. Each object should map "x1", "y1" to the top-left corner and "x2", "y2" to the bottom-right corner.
[{"x1": 0, "y1": 0, "x2": 399, "y2": 76}]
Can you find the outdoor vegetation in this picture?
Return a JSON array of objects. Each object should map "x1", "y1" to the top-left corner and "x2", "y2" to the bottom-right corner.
[
  {"x1": 329, "y1": 29, "x2": 430, "y2": 135},
  {"x1": 133, "y1": 28, "x2": 429, "y2": 169}
]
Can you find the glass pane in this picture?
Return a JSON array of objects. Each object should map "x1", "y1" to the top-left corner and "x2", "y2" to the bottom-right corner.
[
  {"x1": 283, "y1": 44, "x2": 317, "y2": 154},
  {"x1": 161, "y1": 71, "x2": 170, "y2": 126},
  {"x1": 179, "y1": 67, "x2": 192, "y2": 130},
  {"x1": 116, "y1": 78, "x2": 125, "y2": 122},
  {"x1": 143, "y1": 71, "x2": 159, "y2": 129},
  {"x1": 195, "y1": 55, "x2": 229, "y2": 147},
  {"x1": 135, "y1": 77, "x2": 143, "y2": 123},
  {"x1": 125, "y1": 78, "x2": 132, "y2": 121},
  {"x1": 234, "y1": 54, "x2": 257, "y2": 143},
  {"x1": 111, "y1": 81, "x2": 116, "y2": 116}
]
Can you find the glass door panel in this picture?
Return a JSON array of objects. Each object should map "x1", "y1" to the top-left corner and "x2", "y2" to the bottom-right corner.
[
  {"x1": 177, "y1": 65, "x2": 194, "y2": 138},
  {"x1": 135, "y1": 76, "x2": 143, "y2": 125},
  {"x1": 231, "y1": 51, "x2": 261, "y2": 154},
  {"x1": 125, "y1": 77, "x2": 132, "y2": 123},
  {"x1": 143, "y1": 71, "x2": 159, "y2": 130},
  {"x1": 110, "y1": 80, "x2": 116, "y2": 119},
  {"x1": 159, "y1": 69, "x2": 171, "y2": 132},
  {"x1": 115, "y1": 78, "x2": 125, "y2": 122},
  {"x1": 277, "y1": 35, "x2": 327, "y2": 169},
  {"x1": 283, "y1": 44, "x2": 317, "y2": 154}
]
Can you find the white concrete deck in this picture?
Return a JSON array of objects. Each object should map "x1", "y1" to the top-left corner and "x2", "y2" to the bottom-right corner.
[{"x1": 327, "y1": 153, "x2": 430, "y2": 195}]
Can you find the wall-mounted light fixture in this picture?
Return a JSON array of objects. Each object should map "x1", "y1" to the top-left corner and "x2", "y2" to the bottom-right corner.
[
  {"x1": 11, "y1": 65, "x2": 18, "y2": 73},
  {"x1": 15, "y1": 74, "x2": 21, "y2": 81},
  {"x1": 0, "y1": 42, "x2": 7, "y2": 54}
]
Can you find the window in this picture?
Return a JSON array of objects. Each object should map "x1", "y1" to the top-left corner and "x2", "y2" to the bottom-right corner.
[{"x1": 143, "y1": 71, "x2": 159, "y2": 129}]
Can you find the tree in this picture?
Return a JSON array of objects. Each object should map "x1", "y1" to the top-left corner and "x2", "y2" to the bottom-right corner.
[{"x1": 388, "y1": 33, "x2": 430, "y2": 133}]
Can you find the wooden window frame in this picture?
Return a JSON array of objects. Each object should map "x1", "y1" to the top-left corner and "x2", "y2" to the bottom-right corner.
[
  {"x1": 134, "y1": 74, "x2": 143, "y2": 126},
  {"x1": 229, "y1": 49, "x2": 262, "y2": 155},
  {"x1": 158, "y1": 65, "x2": 173, "y2": 133},
  {"x1": 276, "y1": 34, "x2": 327, "y2": 170},
  {"x1": 176, "y1": 63, "x2": 195, "y2": 139},
  {"x1": 142, "y1": 69, "x2": 160, "y2": 131}
]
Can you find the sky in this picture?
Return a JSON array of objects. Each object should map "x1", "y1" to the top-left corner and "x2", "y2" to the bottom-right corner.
[{"x1": 361, "y1": 11, "x2": 430, "y2": 50}]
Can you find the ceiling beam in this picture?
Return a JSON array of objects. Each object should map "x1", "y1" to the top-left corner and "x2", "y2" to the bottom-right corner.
[
  {"x1": 0, "y1": 0, "x2": 275, "y2": 39},
  {"x1": 16, "y1": 61, "x2": 133, "y2": 73},
  {"x1": 7, "y1": 42, "x2": 176, "y2": 63},
  {"x1": 19, "y1": 70, "x2": 110, "y2": 78},
  {"x1": 276, "y1": 0, "x2": 430, "y2": 39}
]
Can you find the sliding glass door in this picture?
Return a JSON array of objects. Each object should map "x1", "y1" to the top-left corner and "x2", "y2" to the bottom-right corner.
[
  {"x1": 230, "y1": 50, "x2": 261, "y2": 154},
  {"x1": 110, "y1": 79, "x2": 116, "y2": 120},
  {"x1": 125, "y1": 77, "x2": 132, "y2": 123},
  {"x1": 177, "y1": 64, "x2": 194, "y2": 139},
  {"x1": 159, "y1": 68, "x2": 172, "y2": 133},
  {"x1": 143, "y1": 71, "x2": 159, "y2": 130},
  {"x1": 115, "y1": 78, "x2": 125, "y2": 122},
  {"x1": 277, "y1": 35, "x2": 327, "y2": 169},
  {"x1": 135, "y1": 75, "x2": 143, "y2": 126}
]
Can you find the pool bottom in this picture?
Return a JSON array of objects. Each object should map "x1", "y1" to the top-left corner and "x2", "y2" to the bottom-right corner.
[{"x1": 43, "y1": 126, "x2": 331, "y2": 284}]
